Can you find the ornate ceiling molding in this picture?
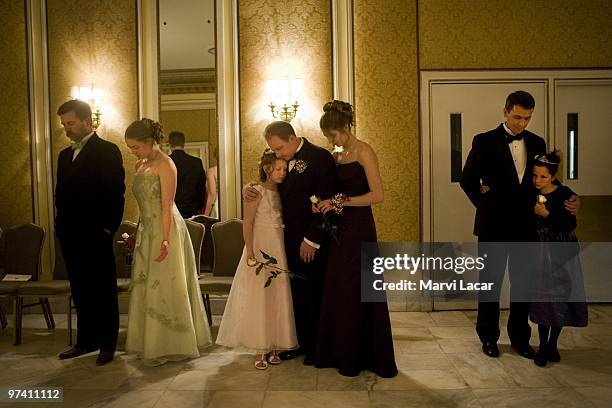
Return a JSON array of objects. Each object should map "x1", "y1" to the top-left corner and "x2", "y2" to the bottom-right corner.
[{"x1": 160, "y1": 68, "x2": 216, "y2": 94}]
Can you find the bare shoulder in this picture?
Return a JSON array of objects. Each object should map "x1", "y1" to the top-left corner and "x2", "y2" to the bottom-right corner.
[
  {"x1": 157, "y1": 154, "x2": 177, "y2": 175},
  {"x1": 357, "y1": 140, "x2": 378, "y2": 162}
]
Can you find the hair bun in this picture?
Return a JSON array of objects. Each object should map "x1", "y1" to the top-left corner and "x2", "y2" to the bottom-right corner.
[
  {"x1": 141, "y1": 117, "x2": 164, "y2": 144},
  {"x1": 322, "y1": 100, "x2": 354, "y2": 126}
]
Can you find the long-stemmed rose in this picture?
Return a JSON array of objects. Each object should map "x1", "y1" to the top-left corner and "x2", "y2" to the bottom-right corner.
[{"x1": 248, "y1": 250, "x2": 305, "y2": 287}]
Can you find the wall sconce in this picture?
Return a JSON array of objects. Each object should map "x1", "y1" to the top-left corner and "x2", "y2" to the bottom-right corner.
[
  {"x1": 70, "y1": 84, "x2": 103, "y2": 130},
  {"x1": 266, "y1": 78, "x2": 303, "y2": 122}
]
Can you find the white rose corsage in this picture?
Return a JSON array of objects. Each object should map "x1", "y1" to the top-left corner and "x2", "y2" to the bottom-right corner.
[{"x1": 294, "y1": 159, "x2": 307, "y2": 174}]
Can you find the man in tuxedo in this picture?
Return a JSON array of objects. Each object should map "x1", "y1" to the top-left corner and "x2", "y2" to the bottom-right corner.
[
  {"x1": 55, "y1": 99, "x2": 125, "y2": 366},
  {"x1": 245, "y1": 121, "x2": 336, "y2": 365},
  {"x1": 168, "y1": 131, "x2": 207, "y2": 218},
  {"x1": 460, "y1": 91, "x2": 578, "y2": 359}
]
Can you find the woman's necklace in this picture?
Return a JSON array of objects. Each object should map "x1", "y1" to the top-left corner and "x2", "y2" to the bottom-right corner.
[
  {"x1": 144, "y1": 149, "x2": 160, "y2": 163},
  {"x1": 342, "y1": 137, "x2": 357, "y2": 158}
]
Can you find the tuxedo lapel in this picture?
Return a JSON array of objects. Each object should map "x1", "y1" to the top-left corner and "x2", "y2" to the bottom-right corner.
[
  {"x1": 521, "y1": 133, "x2": 540, "y2": 187},
  {"x1": 493, "y1": 125, "x2": 520, "y2": 186}
]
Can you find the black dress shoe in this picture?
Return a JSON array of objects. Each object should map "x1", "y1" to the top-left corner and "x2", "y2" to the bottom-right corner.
[
  {"x1": 482, "y1": 341, "x2": 499, "y2": 358},
  {"x1": 96, "y1": 351, "x2": 115, "y2": 366},
  {"x1": 546, "y1": 346, "x2": 561, "y2": 362},
  {"x1": 279, "y1": 349, "x2": 302, "y2": 361},
  {"x1": 534, "y1": 348, "x2": 547, "y2": 367},
  {"x1": 511, "y1": 344, "x2": 536, "y2": 359},
  {"x1": 303, "y1": 354, "x2": 315, "y2": 366},
  {"x1": 58, "y1": 347, "x2": 92, "y2": 360}
]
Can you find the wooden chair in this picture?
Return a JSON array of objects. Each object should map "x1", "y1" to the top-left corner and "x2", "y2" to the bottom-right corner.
[
  {"x1": 14, "y1": 231, "x2": 73, "y2": 345},
  {"x1": 199, "y1": 219, "x2": 243, "y2": 325},
  {"x1": 0, "y1": 224, "x2": 47, "y2": 345}
]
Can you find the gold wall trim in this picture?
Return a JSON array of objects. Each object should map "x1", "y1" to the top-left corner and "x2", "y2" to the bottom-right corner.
[
  {"x1": 215, "y1": 0, "x2": 241, "y2": 219},
  {"x1": 26, "y1": 0, "x2": 54, "y2": 279},
  {"x1": 161, "y1": 93, "x2": 216, "y2": 111},
  {"x1": 138, "y1": 0, "x2": 160, "y2": 120},
  {"x1": 332, "y1": 0, "x2": 354, "y2": 104}
]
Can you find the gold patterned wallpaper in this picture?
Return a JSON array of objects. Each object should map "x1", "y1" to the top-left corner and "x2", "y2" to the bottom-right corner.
[
  {"x1": 46, "y1": 0, "x2": 139, "y2": 222},
  {"x1": 419, "y1": 0, "x2": 612, "y2": 69},
  {"x1": 0, "y1": 1, "x2": 33, "y2": 228},
  {"x1": 160, "y1": 109, "x2": 218, "y2": 166},
  {"x1": 238, "y1": 0, "x2": 333, "y2": 185},
  {"x1": 354, "y1": 0, "x2": 420, "y2": 242}
]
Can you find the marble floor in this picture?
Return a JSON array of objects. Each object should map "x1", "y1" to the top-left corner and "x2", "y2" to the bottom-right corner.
[{"x1": 1, "y1": 305, "x2": 612, "y2": 407}]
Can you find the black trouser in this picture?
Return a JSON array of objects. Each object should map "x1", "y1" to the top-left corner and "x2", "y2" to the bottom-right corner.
[
  {"x1": 476, "y1": 239, "x2": 533, "y2": 346},
  {"x1": 57, "y1": 227, "x2": 119, "y2": 352},
  {"x1": 287, "y1": 247, "x2": 327, "y2": 355}
]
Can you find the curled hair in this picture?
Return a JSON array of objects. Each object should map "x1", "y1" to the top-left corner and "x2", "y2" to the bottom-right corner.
[
  {"x1": 534, "y1": 150, "x2": 561, "y2": 176},
  {"x1": 125, "y1": 118, "x2": 164, "y2": 144},
  {"x1": 320, "y1": 100, "x2": 354, "y2": 131},
  {"x1": 258, "y1": 148, "x2": 278, "y2": 182}
]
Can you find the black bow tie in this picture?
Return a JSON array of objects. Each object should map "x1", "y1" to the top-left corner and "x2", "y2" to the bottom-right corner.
[{"x1": 506, "y1": 132, "x2": 524, "y2": 143}]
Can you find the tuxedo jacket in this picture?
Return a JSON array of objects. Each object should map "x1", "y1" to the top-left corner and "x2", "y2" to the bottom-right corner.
[
  {"x1": 277, "y1": 138, "x2": 336, "y2": 256},
  {"x1": 460, "y1": 124, "x2": 546, "y2": 239},
  {"x1": 55, "y1": 133, "x2": 125, "y2": 235},
  {"x1": 170, "y1": 149, "x2": 206, "y2": 218}
]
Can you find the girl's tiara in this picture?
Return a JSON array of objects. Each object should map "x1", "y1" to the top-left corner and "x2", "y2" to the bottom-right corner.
[{"x1": 535, "y1": 154, "x2": 559, "y2": 165}]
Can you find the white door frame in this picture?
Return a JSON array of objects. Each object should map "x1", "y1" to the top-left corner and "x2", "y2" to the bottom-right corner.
[{"x1": 420, "y1": 69, "x2": 612, "y2": 242}]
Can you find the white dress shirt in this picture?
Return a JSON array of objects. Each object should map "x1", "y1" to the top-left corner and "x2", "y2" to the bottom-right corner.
[
  {"x1": 503, "y1": 123, "x2": 527, "y2": 183},
  {"x1": 72, "y1": 132, "x2": 94, "y2": 161}
]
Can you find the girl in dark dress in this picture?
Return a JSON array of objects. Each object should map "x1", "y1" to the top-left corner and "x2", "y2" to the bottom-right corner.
[
  {"x1": 312, "y1": 100, "x2": 397, "y2": 378},
  {"x1": 530, "y1": 152, "x2": 588, "y2": 367}
]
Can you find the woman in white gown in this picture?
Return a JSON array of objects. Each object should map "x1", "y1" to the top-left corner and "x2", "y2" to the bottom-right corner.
[
  {"x1": 216, "y1": 150, "x2": 297, "y2": 369},
  {"x1": 124, "y1": 118, "x2": 212, "y2": 366}
]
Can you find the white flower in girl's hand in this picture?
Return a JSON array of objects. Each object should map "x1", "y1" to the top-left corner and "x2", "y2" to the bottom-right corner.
[{"x1": 537, "y1": 194, "x2": 547, "y2": 204}]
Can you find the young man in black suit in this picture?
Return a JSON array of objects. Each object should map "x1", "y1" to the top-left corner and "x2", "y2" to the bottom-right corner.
[
  {"x1": 460, "y1": 91, "x2": 579, "y2": 359},
  {"x1": 245, "y1": 121, "x2": 336, "y2": 365},
  {"x1": 168, "y1": 131, "x2": 207, "y2": 218},
  {"x1": 55, "y1": 99, "x2": 125, "y2": 366}
]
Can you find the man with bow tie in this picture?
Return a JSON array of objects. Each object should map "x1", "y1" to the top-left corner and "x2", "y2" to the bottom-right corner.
[
  {"x1": 54, "y1": 99, "x2": 125, "y2": 366},
  {"x1": 460, "y1": 91, "x2": 579, "y2": 360}
]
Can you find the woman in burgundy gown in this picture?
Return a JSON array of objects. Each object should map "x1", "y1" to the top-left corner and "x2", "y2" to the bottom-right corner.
[{"x1": 313, "y1": 100, "x2": 397, "y2": 378}]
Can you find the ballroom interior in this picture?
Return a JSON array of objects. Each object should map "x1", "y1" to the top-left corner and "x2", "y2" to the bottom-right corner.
[{"x1": 1, "y1": 0, "x2": 612, "y2": 407}]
